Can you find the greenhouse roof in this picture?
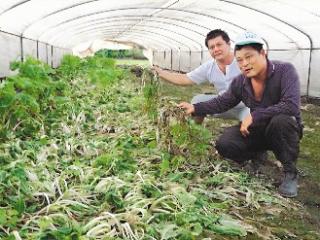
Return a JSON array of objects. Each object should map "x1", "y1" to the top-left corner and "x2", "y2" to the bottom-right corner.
[
  {"x1": 0, "y1": 0, "x2": 319, "y2": 50},
  {"x1": 1, "y1": 0, "x2": 320, "y2": 97}
]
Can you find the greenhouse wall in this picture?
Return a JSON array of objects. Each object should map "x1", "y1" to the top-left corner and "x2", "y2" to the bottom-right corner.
[
  {"x1": 179, "y1": 51, "x2": 191, "y2": 73},
  {"x1": 22, "y1": 38, "x2": 37, "y2": 60},
  {"x1": 155, "y1": 50, "x2": 201, "y2": 73},
  {"x1": 52, "y1": 48, "x2": 60, "y2": 68},
  {"x1": 164, "y1": 50, "x2": 171, "y2": 70},
  {"x1": 0, "y1": 32, "x2": 21, "y2": 77},
  {"x1": 190, "y1": 51, "x2": 202, "y2": 70},
  {"x1": 309, "y1": 50, "x2": 320, "y2": 98},
  {"x1": 201, "y1": 50, "x2": 212, "y2": 65},
  {"x1": 171, "y1": 50, "x2": 180, "y2": 72},
  {"x1": 52, "y1": 47, "x2": 72, "y2": 68},
  {"x1": 0, "y1": 31, "x2": 70, "y2": 78},
  {"x1": 38, "y1": 42, "x2": 48, "y2": 64},
  {"x1": 153, "y1": 51, "x2": 163, "y2": 68},
  {"x1": 47, "y1": 45, "x2": 52, "y2": 67},
  {"x1": 268, "y1": 49, "x2": 310, "y2": 96}
]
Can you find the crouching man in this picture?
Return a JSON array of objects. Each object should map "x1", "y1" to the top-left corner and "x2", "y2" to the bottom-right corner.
[{"x1": 178, "y1": 31, "x2": 303, "y2": 197}]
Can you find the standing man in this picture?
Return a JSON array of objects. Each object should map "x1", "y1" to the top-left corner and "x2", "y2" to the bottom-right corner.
[
  {"x1": 178, "y1": 31, "x2": 303, "y2": 198},
  {"x1": 153, "y1": 29, "x2": 250, "y2": 123}
]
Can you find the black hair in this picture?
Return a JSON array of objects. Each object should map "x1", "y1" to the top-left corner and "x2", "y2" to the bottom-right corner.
[
  {"x1": 234, "y1": 43, "x2": 263, "y2": 53},
  {"x1": 205, "y1": 29, "x2": 230, "y2": 47}
]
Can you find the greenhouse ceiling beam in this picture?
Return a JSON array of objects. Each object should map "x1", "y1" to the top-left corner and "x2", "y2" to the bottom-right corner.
[
  {"x1": 274, "y1": 0, "x2": 320, "y2": 19},
  {"x1": 113, "y1": 0, "x2": 180, "y2": 39},
  {"x1": 2, "y1": 1, "x2": 308, "y2": 51},
  {"x1": 61, "y1": 28, "x2": 193, "y2": 51},
  {"x1": 38, "y1": 14, "x2": 318, "y2": 51},
  {"x1": 63, "y1": 30, "x2": 176, "y2": 50},
  {"x1": 37, "y1": 15, "x2": 209, "y2": 42},
  {"x1": 221, "y1": 0, "x2": 314, "y2": 98},
  {"x1": 15, "y1": 0, "x2": 177, "y2": 34},
  {"x1": 65, "y1": 17, "x2": 205, "y2": 37},
  {"x1": 60, "y1": 29, "x2": 180, "y2": 50},
  {"x1": 110, "y1": 34, "x2": 176, "y2": 50},
  {"x1": 105, "y1": 24, "x2": 202, "y2": 50},
  {"x1": 48, "y1": 23, "x2": 202, "y2": 51},
  {"x1": 22, "y1": 7, "x2": 245, "y2": 38},
  {"x1": 44, "y1": 19, "x2": 205, "y2": 45},
  {"x1": 108, "y1": 33, "x2": 190, "y2": 51},
  {"x1": 128, "y1": 38, "x2": 172, "y2": 50},
  {"x1": 2, "y1": 2, "x2": 307, "y2": 52},
  {"x1": 103, "y1": 29, "x2": 193, "y2": 51},
  {"x1": 125, "y1": 37, "x2": 173, "y2": 50},
  {"x1": 1, "y1": 0, "x2": 101, "y2": 24},
  {"x1": 72, "y1": 33, "x2": 170, "y2": 50},
  {"x1": 59, "y1": 28, "x2": 192, "y2": 51},
  {"x1": 0, "y1": 0, "x2": 31, "y2": 15}
]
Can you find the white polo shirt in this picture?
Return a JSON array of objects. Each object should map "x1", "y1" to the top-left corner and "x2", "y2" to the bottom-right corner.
[{"x1": 187, "y1": 58, "x2": 241, "y2": 95}]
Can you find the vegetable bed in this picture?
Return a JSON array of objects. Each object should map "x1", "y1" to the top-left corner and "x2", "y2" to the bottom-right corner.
[{"x1": 0, "y1": 55, "x2": 318, "y2": 240}]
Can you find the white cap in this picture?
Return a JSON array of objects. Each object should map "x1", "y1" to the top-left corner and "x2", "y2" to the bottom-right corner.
[{"x1": 234, "y1": 31, "x2": 264, "y2": 46}]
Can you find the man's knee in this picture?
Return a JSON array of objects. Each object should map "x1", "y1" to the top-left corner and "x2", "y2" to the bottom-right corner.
[
  {"x1": 215, "y1": 135, "x2": 239, "y2": 159},
  {"x1": 215, "y1": 137, "x2": 230, "y2": 157},
  {"x1": 191, "y1": 94, "x2": 216, "y2": 104},
  {"x1": 267, "y1": 114, "x2": 297, "y2": 133},
  {"x1": 266, "y1": 114, "x2": 300, "y2": 161},
  {"x1": 215, "y1": 137, "x2": 249, "y2": 163},
  {"x1": 190, "y1": 95, "x2": 201, "y2": 104}
]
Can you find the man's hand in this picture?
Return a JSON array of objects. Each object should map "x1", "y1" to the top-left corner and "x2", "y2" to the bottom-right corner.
[
  {"x1": 240, "y1": 114, "x2": 253, "y2": 137},
  {"x1": 178, "y1": 102, "x2": 195, "y2": 115},
  {"x1": 152, "y1": 65, "x2": 162, "y2": 75},
  {"x1": 151, "y1": 65, "x2": 194, "y2": 86}
]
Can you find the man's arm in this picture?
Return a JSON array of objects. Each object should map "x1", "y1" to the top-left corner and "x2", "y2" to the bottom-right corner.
[
  {"x1": 153, "y1": 66, "x2": 195, "y2": 85},
  {"x1": 251, "y1": 63, "x2": 300, "y2": 123}
]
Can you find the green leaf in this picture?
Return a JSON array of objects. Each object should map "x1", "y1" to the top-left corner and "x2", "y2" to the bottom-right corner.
[
  {"x1": 211, "y1": 217, "x2": 247, "y2": 237},
  {"x1": 0, "y1": 209, "x2": 7, "y2": 225},
  {"x1": 175, "y1": 190, "x2": 197, "y2": 207},
  {"x1": 38, "y1": 217, "x2": 53, "y2": 230},
  {"x1": 158, "y1": 223, "x2": 179, "y2": 240},
  {"x1": 190, "y1": 222, "x2": 203, "y2": 236},
  {"x1": 160, "y1": 158, "x2": 170, "y2": 175},
  {"x1": 141, "y1": 183, "x2": 162, "y2": 198},
  {"x1": 12, "y1": 197, "x2": 25, "y2": 215}
]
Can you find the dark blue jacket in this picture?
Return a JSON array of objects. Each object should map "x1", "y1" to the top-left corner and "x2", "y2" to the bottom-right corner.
[{"x1": 193, "y1": 60, "x2": 302, "y2": 126}]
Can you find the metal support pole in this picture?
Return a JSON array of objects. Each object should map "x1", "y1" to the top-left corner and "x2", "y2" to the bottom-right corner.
[
  {"x1": 20, "y1": 35, "x2": 24, "y2": 62},
  {"x1": 178, "y1": 47, "x2": 180, "y2": 73},
  {"x1": 170, "y1": 49, "x2": 173, "y2": 71},
  {"x1": 200, "y1": 47, "x2": 204, "y2": 65},
  {"x1": 152, "y1": 50, "x2": 155, "y2": 66},
  {"x1": 51, "y1": 46, "x2": 54, "y2": 67},
  {"x1": 46, "y1": 43, "x2": 49, "y2": 64},
  {"x1": 36, "y1": 40, "x2": 39, "y2": 59},
  {"x1": 189, "y1": 50, "x2": 192, "y2": 72}
]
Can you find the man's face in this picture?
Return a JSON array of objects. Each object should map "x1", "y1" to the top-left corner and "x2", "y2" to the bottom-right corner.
[
  {"x1": 235, "y1": 46, "x2": 267, "y2": 78},
  {"x1": 207, "y1": 36, "x2": 230, "y2": 61}
]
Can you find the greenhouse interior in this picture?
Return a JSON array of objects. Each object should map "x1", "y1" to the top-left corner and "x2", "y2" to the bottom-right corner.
[{"x1": 0, "y1": 0, "x2": 319, "y2": 239}]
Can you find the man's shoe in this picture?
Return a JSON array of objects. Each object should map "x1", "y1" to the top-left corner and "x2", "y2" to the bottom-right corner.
[{"x1": 278, "y1": 172, "x2": 298, "y2": 197}]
